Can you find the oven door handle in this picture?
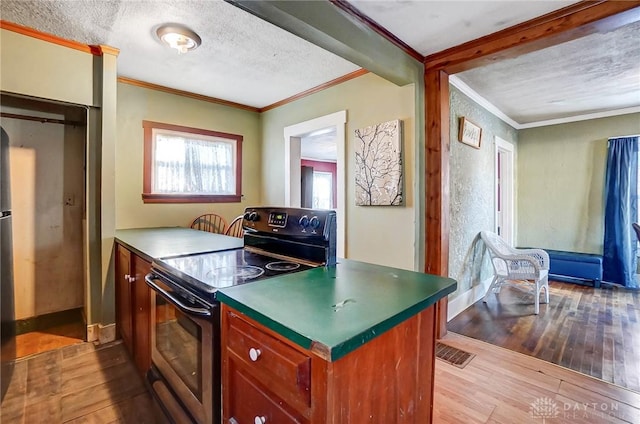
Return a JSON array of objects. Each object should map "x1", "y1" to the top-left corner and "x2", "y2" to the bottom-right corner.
[{"x1": 145, "y1": 274, "x2": 212, "y2": 317}]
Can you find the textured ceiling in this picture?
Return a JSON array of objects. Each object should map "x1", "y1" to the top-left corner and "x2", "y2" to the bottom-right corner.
[
  {"x1": 1, "y1": 0, "x2": 638, "y2": 127},
  {"x1": 0, "y1": 0, "x2": 360, "y2": 108},
  {"x1": 349, "y1": 0, "x2": 640, "y2": 126},
  {"x1": 348, "y1": 0, "x2": 578, "y2": 56},
  {"x1": 456, "y1": 20, "x2": 640, "y2": 124}
]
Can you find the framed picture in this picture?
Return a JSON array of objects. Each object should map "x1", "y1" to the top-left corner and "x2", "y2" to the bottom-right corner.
[
  {"x1": 355, "y1": 119, "x2": 403, "y2": 206},
  {"x1": 458, "y1": 117, "x2": 482, "y2": 149}
]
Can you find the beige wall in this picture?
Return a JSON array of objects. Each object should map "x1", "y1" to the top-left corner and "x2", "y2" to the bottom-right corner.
[
  {"x1": 261, "y1": 73, "x2": 416, "y2": 270},
  {"x1": 2, "y1": 107, "x2": 85, "y2": 320},
  {"x1": 115, "y1": 83, "x2": 262, "y2": 229},
  {"x1": 0, "y1": 29, "x2": 95, "y2": 106},
  {"x1": 518, "y1": 113, "x2": 640, "y2": 254}
]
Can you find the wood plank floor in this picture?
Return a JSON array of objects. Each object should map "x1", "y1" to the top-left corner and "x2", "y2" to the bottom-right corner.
[
  {"x1": 435, "y1": 333, "x2": 640, "y2": 423},
  {"x1": 2, "y1": 333, "x2": 638, "y2": 423},
  {"x1": 448, "y1": 281, "x2": 640, "y2": 393},
  {"x1": 1, "y1": 340, "x2": 155, "y2": 423}
]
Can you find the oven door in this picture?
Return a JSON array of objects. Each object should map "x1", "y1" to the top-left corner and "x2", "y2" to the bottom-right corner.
[{"x1": 146, "y1": 273, "x2": 219, "y2": 424}]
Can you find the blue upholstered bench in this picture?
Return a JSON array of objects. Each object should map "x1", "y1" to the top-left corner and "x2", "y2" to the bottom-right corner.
[{"x1": 544, "y1": 249, "x2": 603, "y2": 288}]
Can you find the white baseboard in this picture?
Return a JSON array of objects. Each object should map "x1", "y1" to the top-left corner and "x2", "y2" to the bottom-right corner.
[{"x1": 447, "y1": 277, "x2": 493, "y2": 321}]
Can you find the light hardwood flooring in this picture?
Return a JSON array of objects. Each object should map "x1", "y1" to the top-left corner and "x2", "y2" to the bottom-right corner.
[
  {"x1": 436, "y1": 332, "x2": 640, "y2": 423},
  {"x1": 2, "y1": 333, "x2": 639, "y2": 423},
  {"x1": 15, "y1": 322, "x2": 85, "y2": 359}
]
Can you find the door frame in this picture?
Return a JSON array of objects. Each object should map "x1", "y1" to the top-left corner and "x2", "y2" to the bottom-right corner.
[
  {"x1": 494, "y1": 136, "x2": 515, "y2": 246},
  {"x1": 283, "y1": 110, "x2": 346, "y2": 258}
]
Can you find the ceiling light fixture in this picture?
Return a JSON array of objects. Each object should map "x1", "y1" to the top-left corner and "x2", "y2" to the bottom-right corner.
[{"x1": 156, "y1": 24, "x2": 201, "y2": 54}]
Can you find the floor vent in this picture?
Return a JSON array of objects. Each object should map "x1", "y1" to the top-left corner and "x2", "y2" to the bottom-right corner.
[{"x1": 435, "y1": 342, "x2": 475, "y2": 369}]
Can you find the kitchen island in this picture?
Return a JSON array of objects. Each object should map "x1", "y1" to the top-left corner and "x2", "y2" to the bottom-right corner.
[
  {"x1": 114, "y1": 227, "x2": 456, "y2": 423},
  {"x1": 114, "y1": 226, "x2": 243, "y2": 261},
  {"x1": 218, "y1": 259, "x2": 456, "y2": 423}
]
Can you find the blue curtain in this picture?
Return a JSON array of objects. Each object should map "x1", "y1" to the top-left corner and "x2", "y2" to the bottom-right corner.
[{"x1": 603, "y1": 136, "x2": 639, "y2": 288}]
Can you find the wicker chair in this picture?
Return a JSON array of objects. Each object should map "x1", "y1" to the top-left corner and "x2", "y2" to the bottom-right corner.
[
  {"x1": 224, "y1": 215, "x2": 245, "y2": 238},
  {"x1": 480, "y1": 231, "x2": 550, "y2": 314},
  {"x1": 190, "y1": 213, "x2": 227, "y2": 234}
]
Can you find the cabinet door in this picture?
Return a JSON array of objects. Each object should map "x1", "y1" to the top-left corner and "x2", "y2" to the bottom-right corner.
[
  {"x1": 115, "y1": 245, "x2": 133, "y2": 352},
  {"x1": 228, "y1": 361, "x2": 305, "y2": 424},
  {"x1": 132, "y1": 254, "x2": 152, "y2": 376}
]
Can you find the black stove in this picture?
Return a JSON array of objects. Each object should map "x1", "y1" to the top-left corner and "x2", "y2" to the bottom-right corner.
[
  {"x1": 151, "y1": 206, "x2": 336, "y2": 303},
  {"x1": 145, "y1": 207, "x2": 336, "y2": 424}
]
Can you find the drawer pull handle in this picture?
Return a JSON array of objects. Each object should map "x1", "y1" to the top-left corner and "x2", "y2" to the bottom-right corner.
[
  {"x1": 249, "y1": 348, "x2": 262, "y2": 362},
  {"x1": 254, "y1": 416, "x2": 266, "y2": 424}
]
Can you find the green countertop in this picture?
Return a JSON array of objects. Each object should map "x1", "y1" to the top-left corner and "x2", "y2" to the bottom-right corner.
[
  {"x1": 217, "y1": 259, "x2": 457, "y2": 362},
  {"x1": 114, "y1": 227, "x2": 243, "y2": 261}
]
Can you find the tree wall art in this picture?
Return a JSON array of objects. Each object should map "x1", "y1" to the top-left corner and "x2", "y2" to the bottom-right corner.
[{"x1": 354, "y1": 119, "x2": 403, "y2": 206}]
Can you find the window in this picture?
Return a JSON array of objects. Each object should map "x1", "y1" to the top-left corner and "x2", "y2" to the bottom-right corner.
[
  {"x1": 142, "y1": 121, "x2": 242, "y2": 203},
  {"x1": 312, "y1": 171, "x2": 333, "y2": 209}
]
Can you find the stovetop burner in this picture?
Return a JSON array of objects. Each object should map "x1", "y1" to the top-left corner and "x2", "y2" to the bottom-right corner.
[
  {"x1": 153, "y1": 248, "x2": 314, "y2": 298},
  {"x1": 206, "y1": 265, "x2": 265, "y2": 282},
  {"x1": 265, "y1": 261, "x2": 300, "y2": 272}
]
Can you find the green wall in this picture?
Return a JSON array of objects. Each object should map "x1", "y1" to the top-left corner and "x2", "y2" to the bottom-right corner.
[
  {"x1": 448, "y1": 86, "x2": 518, "y2": 297},
  {"x1": 115, "y1": 83, "x2": 262, "y2": 229},
  {"x1": 261, "y1": 73, "x2": 417, "y2": 270},
  {"x1": 518, "y1": 113, "x2": 640, "y2": 254}
]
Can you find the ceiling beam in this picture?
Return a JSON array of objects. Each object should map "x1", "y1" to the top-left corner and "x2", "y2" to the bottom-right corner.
[
  {"x1": 226, "y1": 0, "x2": 422, "y2": 86},
  {"x1": 425, "y1": 1, "x2": 640, "y2": 73}
]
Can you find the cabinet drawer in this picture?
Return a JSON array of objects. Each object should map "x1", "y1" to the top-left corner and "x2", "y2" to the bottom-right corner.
[
  {"x1": 228, "y1": 367, "x2": 305, "y2": 424},
  {"x1": 227, "y1": 313, "x2": 311, "y2": 407}
]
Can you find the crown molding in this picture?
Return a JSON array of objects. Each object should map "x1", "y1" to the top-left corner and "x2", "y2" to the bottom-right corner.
[
  {"x1": 117, "y1": 77, "x2": 260, "y2": 113},
  {"x1": 448, "y1": 75, "x2": 520, "y2": 128},
  {"x1": 518, "y1": 106, "x2": 640, "y2": 129},
  {"x1": 259, "y1": 69, "x2": 368, "y2": 112}
]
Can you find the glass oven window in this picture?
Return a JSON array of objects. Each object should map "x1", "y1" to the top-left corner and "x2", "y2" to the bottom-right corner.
[{"x1": 155, "y1": 294, "x2": 203, "y2": 401}]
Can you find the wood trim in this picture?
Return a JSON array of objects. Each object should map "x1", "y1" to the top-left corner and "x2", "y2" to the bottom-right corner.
[
  {"x1": 141, "y1": 120, "x2": 243, "y2": 204},
  {"x1": 329, "y1": 0, "x2": 424, "y2": 62},
  {"x1": 118, "y1": 77, "x2": 260, "y2": 113},
  {"x1": 259, "y1": 69, "x2": 369, "y2": 112},
  {"x1": 425, "y1": 1, "x2": 640, "y2": 73},
  {"x1": 424, "y1": 1, "x2": 640, "y2": 337},
  {"x1": 92, "y1": 44, "x2": 120, "y2": 57},
  {"x1": 0, "y1": 20, "x2": 94, "y2": 54},
  {"x1": 425, "y1": 69, "x2": 450, "y2": 338}
]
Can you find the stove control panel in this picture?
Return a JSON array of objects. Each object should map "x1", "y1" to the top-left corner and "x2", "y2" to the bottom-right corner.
[
  {"x1": 267, "y1": 211, "x2": 287, "y2": 228},
  {"x1": 243, "y1": 207, "x2": 336, "y2": 238}
]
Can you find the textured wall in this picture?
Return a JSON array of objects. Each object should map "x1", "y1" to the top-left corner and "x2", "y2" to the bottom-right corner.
[
  {"x1": 2, "y1": 107, "x2": 85, "y2": 319},
  {"x1": 115, "y1": 83, "x2": 262, "y2": 229},
  {"x1": 261, "y1": 73, "x2": 416, "y2": 270},
  {"x1": 518, "y1": 113, "x2": 640, "y2": 254},
  {"x1": 448, "y1": 86, "x2": 518, "y2": 297}
]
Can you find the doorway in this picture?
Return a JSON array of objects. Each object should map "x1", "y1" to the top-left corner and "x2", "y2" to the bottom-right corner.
[
  {"x1": 495, "y1": 136, "x2": 515, "y2": 245},
  {"x1": 0, "y1": 94, "x2": 87, "y2": 358},
  {"x1": 284, "y1": 111, "x2": 346, "y2": 258}
]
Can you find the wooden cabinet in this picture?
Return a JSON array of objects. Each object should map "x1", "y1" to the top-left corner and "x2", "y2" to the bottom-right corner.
[
  {"x1": 115, "y1": 243, "x2": 152, "y2": 377},
  {"x1": 221, "y1": 303, "x2": 438, "y2": 423},
  {"x1": 115, "y1": 245, "x2": 133, "y2": 352}
]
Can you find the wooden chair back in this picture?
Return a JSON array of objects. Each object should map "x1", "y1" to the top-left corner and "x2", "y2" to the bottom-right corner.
[
  {"x1": 224, "y1": 215, "x2": 245, "y2": 238},
  {"x1": 190, "y1": 213, "x2": 227, "y2": 234}
]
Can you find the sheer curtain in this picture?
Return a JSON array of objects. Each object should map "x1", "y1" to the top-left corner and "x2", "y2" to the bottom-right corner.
[
  {"x1": 603, "y1": 136, "x2": 639, "y2": 288},
  {"x1": 153, "y1": 135, "x2": 234, "y2": 194}
]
